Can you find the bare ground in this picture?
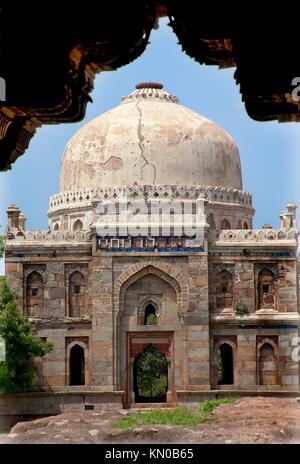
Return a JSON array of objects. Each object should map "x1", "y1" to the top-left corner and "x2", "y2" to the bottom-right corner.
[{"x1": 0, "y1": 397, "x2": 300, "y2": 444}]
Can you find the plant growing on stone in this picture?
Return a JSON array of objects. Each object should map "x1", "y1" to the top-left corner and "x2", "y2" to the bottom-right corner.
[
  {"x1": 234, "y1": 303, "x2": 249, "y2": 317},
  {"x1": 145, "y1": 313, "x2": 157, "y2": 325},
  {"x1": 0, "y1": 278, "x2": 53, "y2": 393}
]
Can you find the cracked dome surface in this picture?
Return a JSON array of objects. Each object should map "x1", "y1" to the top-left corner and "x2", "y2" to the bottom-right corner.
[{"x1": 60, "y1": 84, "x2": 242, "y2": 192}]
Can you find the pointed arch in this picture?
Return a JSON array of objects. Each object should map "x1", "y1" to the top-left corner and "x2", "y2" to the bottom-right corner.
[
  {"x1": 144, "y1": 303, "x2": 157, "y2": 325},
  {"x1": 257, "y1": 268, "x2": 275, "y2": 309},
  {"x1": 213, "y1": 338, "x2": 237, "y2": 386},
  {"x1": 218, "y1": 343, "x2": 234, "y2": 385},
  {"x1": 257, "y1": 339, "x2": 280, "y2": 385},
  {"x1": 216, "y1": 269, "x2": 233, "y2": 310},
  {"x1": 69, "y1": 344, "x2": 85, "y2": 386},
  {"x1": 113, "y1": 261, "x2": 188, "y2": 391},
  {"x1": 69, "y1": 271, "x2": 86, "y2": 317},
  {"x1": 73, "y1": 219, "x2": 83, "y2": 231},
  {"x1": 26, "y1": 271, "x2": 44, "y2": 317},
  {"x1": 207, "y1": 212, "x2": 216, "y2": 230},
  {"x1": 220, "y1": 218, "x2": 231, "y2": 230},
  {"x1": 114, "y1": 262, "x2": 188, "y2": 318}
]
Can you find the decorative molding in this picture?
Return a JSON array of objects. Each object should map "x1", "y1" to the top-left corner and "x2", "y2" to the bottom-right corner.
[
  {"x1": 49, "y1": 185, "x2": 252, "y2": 213},
  {"x1": 121, "y1": 87, "x2": 179, "y2": 104},
  {"x1": 6, "y1": 230, "x2": 90, "y2": 242},
  {"x1": 216, "y1": 228, "x2": 298, "y2": 242},
  {"x1": 137, "y1": 294, "x2": 162, "y2": 308}
]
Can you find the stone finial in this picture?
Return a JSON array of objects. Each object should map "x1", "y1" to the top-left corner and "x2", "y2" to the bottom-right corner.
[
  {"x1": 135, "y1": 82, "x2": 163, "y2": 89},
  {"x1": 262, "y1": 224, "x2": 273, "y2": 229},
  {"x1": 121, "y1": 84, "x2": 179, "y2": 104},
  {"x1": 286, "y1": 202, "x2": 297, "y2": 228},
  {"x1": 286, "y1": 202, "x2": 297, "y2": 212}
]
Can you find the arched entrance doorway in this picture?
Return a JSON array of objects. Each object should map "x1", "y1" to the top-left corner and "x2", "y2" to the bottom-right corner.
[
  {"x1": 218, "y1": 343, "x2": 234, "y2": 385},
  {"x1": 70, "y1": 344, "x2": 85, "y2": 385},
  {"x1": 133, "y1": 345, "x2": 168, "y2": 403}
]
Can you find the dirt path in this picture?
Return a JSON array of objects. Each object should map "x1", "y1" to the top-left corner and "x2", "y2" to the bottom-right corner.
[{"x1": 2, "y1": 397, "x2": 300, "y2": 444}]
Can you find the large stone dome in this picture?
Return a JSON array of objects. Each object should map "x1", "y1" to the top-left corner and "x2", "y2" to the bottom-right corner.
[{"x1": 60, "y1": 83, "x2": 242, "y2": 192}]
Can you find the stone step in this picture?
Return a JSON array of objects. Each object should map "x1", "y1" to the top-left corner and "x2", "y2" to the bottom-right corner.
[{"x1": 131, "y1": 402, "x2": 178, "y2": 409}]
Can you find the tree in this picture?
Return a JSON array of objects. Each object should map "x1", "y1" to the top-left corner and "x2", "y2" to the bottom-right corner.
[
  {"x1": 0, "y1": 277, "x2": 15, "y2": 310},
  {"x1": 0, "y1": 278, "x2": 53, "y2": 392},
  {"x1": 135, "y1": 345, "x2": 168, "y2": 399}
]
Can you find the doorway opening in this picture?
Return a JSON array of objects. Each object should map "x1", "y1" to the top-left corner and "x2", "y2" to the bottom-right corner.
[
  {"x1": 133, "y1": 345, "x2": 168, "y2": 402},
  {"x1": 70, "y1": 344, "x2": 85, "y2": 385},
  {"x1": 217, "y1": 343, "x2": 234, "y2": 385}
]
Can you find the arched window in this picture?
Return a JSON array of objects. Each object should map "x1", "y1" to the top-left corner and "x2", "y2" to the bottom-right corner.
[
  {"x1": 218, "y1": 343, "x2": 234, "y2": 385},
  {"x1": 216, "y1": 270, "x2": 233, "y2": 309},
  {"x1": 26, "y1": 271, "x2": 44, "y2": 317},
  {"x1": 70, "y1": 345, "x2": 85, "y2": 385},
  {"x1": 73, "y1": 219, "x2": 83, "y2": 231},
  {"x1": 258, "y1": 343, "x2": 278, "y2": 385},
  {"x1": 243, "y1": 221, "x2": 248, "y2": 229},
  {"x1": 144, "y1": 303, "x2": 157, "y2": 325},
  {"x1": 237, "y1": 220, "x2": 242, "y2": 229},
  {"x1": 69, "y1": 271, "x2": 86, "y2": 317},
  {"x1": 220, "y1": 218, "x2": 231, "y2": 230},
  {"x1": 258, "y1": 269, "x2": 275, "y2": 309},
  {"x1": 54, "y1": 223, "x2": 60, "y2": 231}
]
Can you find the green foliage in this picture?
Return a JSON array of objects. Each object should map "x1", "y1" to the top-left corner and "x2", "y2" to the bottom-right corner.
[
  {"x1": 145, "y1": 313, "x2": 157, "y2": 325},
  {"x1": 111, "y1": 408, "x2": 206, "y2": 429},
  {"x1": 234, "y1": 303, "x2": 249, "y2": 317},
  {"x1": 0, "y1": 279, "x2": 53, "y2": 393},
  {"x1": 135, "y1": 346, "x2": 167, "y2": 398},
  {"x1": 198, "y1": 398, "x2": 235, "y2": 415},
  {"x1": 111, "y1": 398, "x2": 236, "y2": 429},
  {"x1": 0, "y1": 278, "x2": 16, "y2": 311}
]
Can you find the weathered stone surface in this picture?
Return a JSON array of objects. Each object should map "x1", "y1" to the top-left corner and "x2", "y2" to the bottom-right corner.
[{"x1": 3, "y1": 84, "x2": 299, "y2": 407}]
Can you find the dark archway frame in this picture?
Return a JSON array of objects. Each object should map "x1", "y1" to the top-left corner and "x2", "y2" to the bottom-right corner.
[{"x1": 1, "y1": 4, "x2": 299, "y2": 171}]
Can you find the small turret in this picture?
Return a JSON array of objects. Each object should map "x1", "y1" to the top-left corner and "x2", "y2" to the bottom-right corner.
[
  {"x1": 19, "y1": 212, "x2": 26, "y2": 231},
  {"x1": 6, "y1": 204, "x2": 21, "y2": 231},
  {"x1": 280, "y1": 202, "x2": 297, "y2": 231}
]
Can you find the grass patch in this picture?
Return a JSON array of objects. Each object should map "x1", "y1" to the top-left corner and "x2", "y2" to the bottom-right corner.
[
  {"x1": 111, "y1": 408, "x2": 206, "y2": 429},
  {"x1": 111, "y1": 397, "x2": 236, "y2": 429},
  {"x1": 199, "y1": 398, "x2": 236, "y2": 415}
]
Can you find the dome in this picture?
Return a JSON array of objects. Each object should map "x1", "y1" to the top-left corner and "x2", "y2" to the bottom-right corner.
[{"x1": 60, "y1": 83, "x2": 242, "y2": 192}]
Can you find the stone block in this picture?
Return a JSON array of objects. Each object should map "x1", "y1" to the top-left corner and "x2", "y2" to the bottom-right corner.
[{"x1": 48, "y1": 287, "x2": 65, "y2": 300}]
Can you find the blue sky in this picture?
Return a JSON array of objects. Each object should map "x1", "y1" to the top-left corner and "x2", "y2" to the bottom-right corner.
[{"x1": 0, "y1": 18, "x2": 299, "y2": 275}]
